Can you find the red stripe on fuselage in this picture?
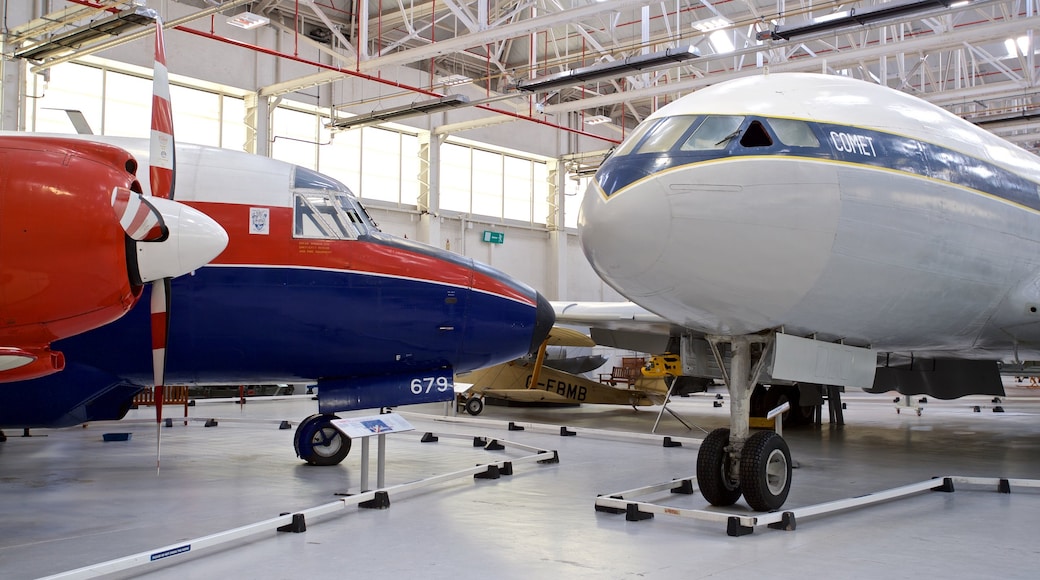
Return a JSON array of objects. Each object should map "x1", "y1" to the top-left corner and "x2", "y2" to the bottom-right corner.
[{"x1": 189, "y1": 202, "x2": 536, "y2": 306}]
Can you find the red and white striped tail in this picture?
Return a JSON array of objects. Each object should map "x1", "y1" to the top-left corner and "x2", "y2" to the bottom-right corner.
[
  {"x1": 111, "y1": 186, "x2": 166, "y2": 242},
  {"x1": 149, "y1": 18, "x2": 175, "y2": 200}
]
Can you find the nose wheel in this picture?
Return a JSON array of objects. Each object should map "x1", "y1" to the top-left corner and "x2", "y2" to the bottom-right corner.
[
  {"x1": 696, "y1": 427, "x2": 742, "y2": 506},
  {"x1": 739, "y1": 430, "x2": 792, "y2": 510},
  {"x1": 697, "y1": 334, "x2": 793, "y2": 511},
  {"x1": 294, "y1": 413, "x2": 352, "y2": 466}
]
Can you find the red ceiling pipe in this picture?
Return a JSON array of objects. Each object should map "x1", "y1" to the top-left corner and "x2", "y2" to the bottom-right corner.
[{"x1": 176, "y1": 26, "x2": 620, "y2": 144}]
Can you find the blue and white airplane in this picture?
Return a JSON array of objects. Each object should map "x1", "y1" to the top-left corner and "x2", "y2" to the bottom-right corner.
[
  {"x1": 0, "y1": 137, "x2": 554, "y2": 466},
  {"x1": 558, "y1": 72, "x2": 1040, "y2": 511}
]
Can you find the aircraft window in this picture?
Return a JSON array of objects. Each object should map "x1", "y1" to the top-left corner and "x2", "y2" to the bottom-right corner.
[
  {"x1": 680, "y1": 115, "x2": 745, "y2": 151},
  {"x1": 294, "y1": 192, "x2": 362, "y2": 240},
  {"x1": 739, "y1": 121, "x2": 773, "y2": 148},
  {"x1": 611, "y1": 119, "x2": 662, "y2": 157},
  {"x1": 768, "y1": 118, "x2": 820, "y2": 147},
  {"x1": 635, "y1": 115, "x2": 700, "y2": 154}
]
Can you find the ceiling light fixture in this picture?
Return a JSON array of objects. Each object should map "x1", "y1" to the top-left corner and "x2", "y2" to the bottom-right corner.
[
  {"x1": 513, "y1": 45, "x2": 700, "y2": 93},
  {"x1": 15, "y1": 6, "x2": 156, "y2": 61},
  {"x1": 326, "y1": 94, "x2": 471, "y2": 131},
  {"x1": 227, "y1": 12, "x2": 270, "y2": 30},
  {"x1": 758, "y1": 0, "x2": 962, "y2": 41},
  {"x1": 693, "y1": 17, "x2": 731, "y2": 33}
]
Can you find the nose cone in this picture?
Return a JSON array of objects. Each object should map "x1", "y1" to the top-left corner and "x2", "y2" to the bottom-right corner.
[
  {"x1": 579, "y1": 178, "x2": 671, "y2": 285},
  {"x1": 580, "y1": 158, "x2": 842, "y2": 334},
  {"x1": 132, "y1": 197, "x2": 229, "y2": 283},
  {"x1": 529, "y1": 292, "x2": 555, "y2": 354}
]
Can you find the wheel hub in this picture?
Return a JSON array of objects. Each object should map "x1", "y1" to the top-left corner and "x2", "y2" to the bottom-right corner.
[{"x1": 764, "y1": 448, "x2": 789, "y2": 495}]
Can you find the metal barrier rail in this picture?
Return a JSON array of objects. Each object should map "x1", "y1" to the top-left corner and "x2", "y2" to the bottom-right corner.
[
  {"x1": 401, "y1": 411, "x2": 703, "y2": 448},
  {"x1": 595, "y1": 475, "x2": 1040, "y2": 536},
  {"x1": 41, "y1": 431, "x2": 557, "y2": 580}
]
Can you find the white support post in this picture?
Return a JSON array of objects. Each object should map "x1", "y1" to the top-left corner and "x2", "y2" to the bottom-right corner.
[
  {"x1": 360, "y1": 437, "x2": 370, "y2": 491},
  {"x1": 377, "y1": 433, "x2": 386, "y2": 489}
]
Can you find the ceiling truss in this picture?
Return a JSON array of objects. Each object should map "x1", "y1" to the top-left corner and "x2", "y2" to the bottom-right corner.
[{"x1": 4, "y1": 0, "x2": 1040, "y2": 151}]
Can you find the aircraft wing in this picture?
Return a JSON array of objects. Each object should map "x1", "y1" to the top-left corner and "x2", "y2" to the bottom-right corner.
[
  {"x1": 544, "y1": 325, "x2": 597, "y2": 347},
  {"x1": 479, "y1": 388, "x2": 576, "y2": 404},
  {"x1": 551, "y1": 301, "x2": 689, "y2": 353},
  {"x1": 460, "y1": 356, "x2": 667, "y2": 407}
]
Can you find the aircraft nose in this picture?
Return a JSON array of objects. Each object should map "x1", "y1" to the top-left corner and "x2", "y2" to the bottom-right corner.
[
  {"x1": 579, "y1": 177, "x2": 671, "y2": 287},
  {"x1": 131, "y1": 197, "x2": 229, "y2": 283},
  {"x1": 529, "y1": 291, "x2": 555, "y2": 354},
  {"x1": 581, "y1": 159, "x2": 842, "y2": 334}
]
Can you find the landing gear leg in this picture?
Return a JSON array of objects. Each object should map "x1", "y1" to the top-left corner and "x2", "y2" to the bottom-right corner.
[{"x1": 697, "y1": 334, "x2": 792, "y2": 511}]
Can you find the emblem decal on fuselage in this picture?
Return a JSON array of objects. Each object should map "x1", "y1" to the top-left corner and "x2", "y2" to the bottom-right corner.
[{"x1": 249, "y1": 207, "x2": 270, "y2": 235}]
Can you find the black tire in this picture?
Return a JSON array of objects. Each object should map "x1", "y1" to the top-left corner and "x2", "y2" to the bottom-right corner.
[
  {"x1": 294, "y1": 413, "x2": 351, "y2": 466},
  {"x1": 696, "y1": 428, "x2": 742, "y2": 506},
  {"x1": 739, "y1": 430, "x2": 792, "y2": 511},
  {"x1": 465, "y1": 396, "x2": 484, "y2": 416},
  {"x1": 764, "y1": 386, "x2": 813, "y2": 426}
]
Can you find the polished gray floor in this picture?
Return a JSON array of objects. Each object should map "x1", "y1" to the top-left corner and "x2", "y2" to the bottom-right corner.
[{"x1": 2, "y1": 386, "x2": 1040, "y2": 579}]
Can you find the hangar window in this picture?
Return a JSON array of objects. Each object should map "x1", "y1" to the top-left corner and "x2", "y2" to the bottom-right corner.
[
  {"x1": 680, "y1": 115, "x2": 745, "y2": 150},
  {"x1": 768, "y1": 118, "x2": 820, "y2": 147},
  {"x1": 27, "y1": 61, "x2": 246, "y2": 148}
]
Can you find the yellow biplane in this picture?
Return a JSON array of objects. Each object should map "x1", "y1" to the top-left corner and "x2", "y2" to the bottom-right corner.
[{"x1": 455, "y1": 327, "x2": 670, "y2": 415}]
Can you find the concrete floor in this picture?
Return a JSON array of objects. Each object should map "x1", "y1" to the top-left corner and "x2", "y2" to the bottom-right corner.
[{"x1": 2, "y1": 386, "x2": 1040, "y2": 579}]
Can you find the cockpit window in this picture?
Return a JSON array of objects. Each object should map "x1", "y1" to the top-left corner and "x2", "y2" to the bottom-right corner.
[
  {"x1": 294, "y1": 192, "x2": 362, "y2": 239},
  {"x1": 634, "y1": 115, "x2": 701, "y2": 154},
  {"x1": 292, "y1": 166, "x2": 378, "y2": 239},
  {"x1": 611, "y1": 119, "x2": 662, "y2": 157},
  {"x1": 768, "y1": 118, "x2": 820, "y2": 147},
  {"x1": 680, "y1": 115, "x2": 745, "y2": 151}
]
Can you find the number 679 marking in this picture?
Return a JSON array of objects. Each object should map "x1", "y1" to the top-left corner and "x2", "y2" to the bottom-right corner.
[{"x1": 410, "y1": 376, "x2": 451, "y2": 395}]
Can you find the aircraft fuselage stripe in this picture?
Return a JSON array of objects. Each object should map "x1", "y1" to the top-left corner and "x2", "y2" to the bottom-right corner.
[
  {"x1": 596, "y1": 118, "x2": 1040, "y2": 212},
  {"x1": 205, "y1": 263, "x2": 535, "y2": 307}
]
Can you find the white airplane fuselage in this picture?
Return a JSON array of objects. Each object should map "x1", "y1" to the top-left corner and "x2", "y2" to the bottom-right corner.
[{"x1": 580, "y1": 73, "x2": 1040, "y2": 357}]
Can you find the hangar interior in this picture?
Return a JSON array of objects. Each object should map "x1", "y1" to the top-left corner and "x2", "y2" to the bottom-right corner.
[
  {"x1": 3, "y1": 0, "x2": 1040, "y2": 577},
  {"x1": 3, "y1": 0, "x2": 1039, "y2": 303}
]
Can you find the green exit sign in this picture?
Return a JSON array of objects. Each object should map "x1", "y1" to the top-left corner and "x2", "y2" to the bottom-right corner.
[{"x1": 482, "y1": 230, "x2": 505, "y2": 244}]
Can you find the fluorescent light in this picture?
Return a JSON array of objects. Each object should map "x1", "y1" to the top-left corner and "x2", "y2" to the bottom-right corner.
[
  {"x1": 439, "y1": 74, "x2": 474, "y2": 86},
  {"x1": 584, "y1": 115, "x2": 611, "y2": 125},
  {"x1": 813, "y1": 11, "x2": 850, "y2": 24},
  {"x1": 326, "y1": 94, "x2": 471, "y2": 131},
  {"x1": 514, "y1": 45, "x2": 700, "y2": 92},
  {"x1": 227, "y1": 12, "x2": 270, "y2": 30},
  {"x1": 693, "y1": 17, "x2": 731, "y2": 33}
]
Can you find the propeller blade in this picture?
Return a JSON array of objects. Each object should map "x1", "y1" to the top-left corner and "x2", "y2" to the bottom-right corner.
[
  {"x1": 111, "y1": 186, "x2": 168, "y2": 242},
  {"x1": 151, "y1": 278, "x2": 170, "y2": 473},
  {"x1": 149, "y1": 17, "x2": 175, "y2": 200},
  {"x1": 147, "y1": 15, "x2": 176, "y2": 474}
]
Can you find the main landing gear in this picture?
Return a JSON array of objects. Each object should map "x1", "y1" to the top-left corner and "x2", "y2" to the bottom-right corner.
[
  {"x1": 697, "y1": 334, "x2": 793, "y2": 512},
  {"x1": 294, "y1": 413, "x2": 352, "y2": 466}
]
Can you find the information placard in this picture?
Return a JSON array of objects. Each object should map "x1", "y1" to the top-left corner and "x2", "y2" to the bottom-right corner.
[{"x1": 330, "y1": 414, "x2": 415, "y2": 439}]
